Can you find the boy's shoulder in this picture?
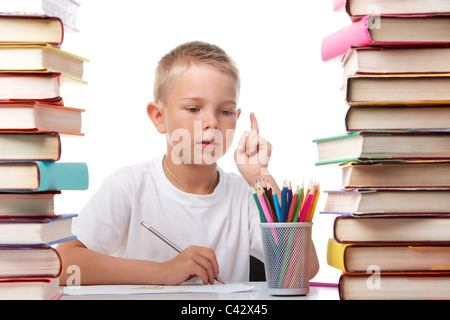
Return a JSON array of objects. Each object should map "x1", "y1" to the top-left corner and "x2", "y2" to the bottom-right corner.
[
  {"x1": 222, "y1": 169, "x2": 244, "y2": 184},
  {"x1": 113, "y1": 159, "x2": 155, "y2": 174},
  {"x1": 219, "y1": 169, "x2": 250, "y2": 193},
  {"x1": 105, "y1": 157, "x2": 161, "y2": 184}
]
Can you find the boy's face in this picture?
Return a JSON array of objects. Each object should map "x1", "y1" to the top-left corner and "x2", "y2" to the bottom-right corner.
[{"x1": 157, "y1": 63, "x2": 241, "y2": 165}]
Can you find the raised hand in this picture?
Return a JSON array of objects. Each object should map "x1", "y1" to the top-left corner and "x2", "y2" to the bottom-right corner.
[{"x1": 234, "y1": 113, "x2": 272, "y2": 181}]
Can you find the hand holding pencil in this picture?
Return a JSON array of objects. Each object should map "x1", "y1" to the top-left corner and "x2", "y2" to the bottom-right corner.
[{"x1": 141, "y1": 221, "x2": 224, "y2": 285}]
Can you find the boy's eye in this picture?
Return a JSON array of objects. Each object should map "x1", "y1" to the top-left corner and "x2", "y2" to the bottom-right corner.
[
  {"x1": 186, "y1": 107, "x2": 199, "y2": 113},
  {"x1": 220, "y1": 109, "x2": 234, "y2": 115}
]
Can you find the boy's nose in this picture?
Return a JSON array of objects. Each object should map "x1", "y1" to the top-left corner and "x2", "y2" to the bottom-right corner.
[{"x1": 202, "y1": 113, "x2": 219, "y2": 130}]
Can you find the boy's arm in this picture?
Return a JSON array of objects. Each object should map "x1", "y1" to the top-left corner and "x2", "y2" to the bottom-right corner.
[
  {"x1": 57, "y1": 239, "x2": 220, "y2": 286},
  {"x1": 234, "y1": 113, "x2": 281, "y2": 197},
  {"x1": 235, "y1": 113, "x2": 320, "y2": 280}
]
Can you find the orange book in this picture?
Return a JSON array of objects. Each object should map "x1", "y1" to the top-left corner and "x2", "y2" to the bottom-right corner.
[
  {"x1": 0, "y1": 73, "x2": 62, "y2": 100},
  {"x1": 0, "y1": 101, "x2": 84, "y2": 135}
]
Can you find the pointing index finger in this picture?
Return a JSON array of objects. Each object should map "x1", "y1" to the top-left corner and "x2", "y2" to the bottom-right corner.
[{"x1": 250, "y1": 112, "x2": 259, "y2": 134}]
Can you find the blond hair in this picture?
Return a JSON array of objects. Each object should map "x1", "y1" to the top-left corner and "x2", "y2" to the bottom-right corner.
[{"x1": 154, "y1": 41, "x2": 240, "y2": 105}]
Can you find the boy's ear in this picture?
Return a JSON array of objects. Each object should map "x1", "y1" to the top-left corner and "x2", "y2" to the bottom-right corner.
[{"x1": 147, "y1": 102, "x2": 167, "y2": 134}]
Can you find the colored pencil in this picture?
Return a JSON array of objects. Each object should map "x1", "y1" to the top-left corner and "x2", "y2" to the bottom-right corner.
[
  {"x1": 257, "y1": 188, "x2": 273, "y2": 223},
  {"x1": 298, "y1": 191, "x2": 314, "y2": 223},
  {"x1": 285, "y1": 182, "x2": 293, "y2": 222},
  {"x1": 307, "y1": 184, "x2": 320, "y2": 223},
  {"x1": 280, "y1": 181, "x2": 287, "y2": 223},
  {"x1": 266, "y1": 186, "x2": 278, "y2": 222},
  {"x1": 292, "y1": 182, "x2": 303, "y2": 222},
  {"x1": 272, "y1": 191, "x2": 281, "y2": 221},
  {"x1": 286, "y1": 186, "x2": 299, "y2": 222},
  {"x1": 302, "y1": 186, "x2": 316, "y2": 223},
  {"x1": 252, "y1": 185, "x2": 267, "y2": 223},
  {"x1": 250, "y1": 179, "x2": 320, "y2": 289},
  {"x1": 252, "y1": 180, "x2": 320, "y2": 224}
]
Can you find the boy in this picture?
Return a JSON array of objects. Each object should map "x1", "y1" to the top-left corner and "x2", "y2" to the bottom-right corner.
[{"x1": 58, "y1": 41, "x2": 319, "y2": 286}]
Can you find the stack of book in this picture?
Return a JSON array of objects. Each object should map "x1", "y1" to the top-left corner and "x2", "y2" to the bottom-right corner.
[
  {"x1": 0, "y1": 0, "x2": 88, "y2": 300},
  {"x1": 316, "y1": 0, "x2": 450, "y2": 300}
]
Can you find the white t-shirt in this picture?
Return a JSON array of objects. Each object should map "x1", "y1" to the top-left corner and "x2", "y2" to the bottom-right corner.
[{"x1": 72, "y1": 155, "x2": 263, "y2": 283}]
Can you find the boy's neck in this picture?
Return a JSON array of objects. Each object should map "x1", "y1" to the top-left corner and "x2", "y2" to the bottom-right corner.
[{"x1": 162, "y1": 154, "x2": 219, "y2": 195}]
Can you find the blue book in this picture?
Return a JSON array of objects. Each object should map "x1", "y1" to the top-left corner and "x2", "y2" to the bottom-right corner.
[
  {"x1": 0, "y1": 214, "x2": 77, "y2": 247},
  {"x1": 0, "y1": 161, "x2": 88, "y2": 192}
]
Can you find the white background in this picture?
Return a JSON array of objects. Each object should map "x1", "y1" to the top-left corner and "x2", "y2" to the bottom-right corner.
[{"x1": 58, "y1": 0, "x2": 352, "y2": 284}]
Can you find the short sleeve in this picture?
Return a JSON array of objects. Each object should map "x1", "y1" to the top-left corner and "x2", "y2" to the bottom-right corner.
[{"x1": 71, "y1": 169, "x2": 132, "y2": 255}]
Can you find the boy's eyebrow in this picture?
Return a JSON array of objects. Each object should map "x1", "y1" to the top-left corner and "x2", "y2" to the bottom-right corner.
[
  {"x1": 179, "y1": 97, "x2": 237, "y2": 106},
  {"x1": 178, "y1": 97, "x2": 204, "y2": 103}
]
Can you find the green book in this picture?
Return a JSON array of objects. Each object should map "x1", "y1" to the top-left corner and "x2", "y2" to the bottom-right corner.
[{"x1": 313, "y1": 130, "x2": 450, "y2": 166}]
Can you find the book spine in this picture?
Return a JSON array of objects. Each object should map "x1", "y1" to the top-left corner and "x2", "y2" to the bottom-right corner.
[
  {"x1": 36, "y1": 162, "x2": 88, "y2": 191},
  {"x1": 321, "y1": 15, "x2": 371, "y2": 61},
  {"x1": 327, "y1": 238, "x2": 348, "y2": 272}
]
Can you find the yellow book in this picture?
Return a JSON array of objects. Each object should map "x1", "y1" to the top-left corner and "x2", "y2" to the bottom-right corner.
[
  {"x1": 327, "y1": 238, "x2": 348, "y2": 272},
  {"x1": 327, "y1": 237, "x2": 450, "y2": 273},
  {"x1": 0, "y1": 43, "x2": 88, "y2": 84}
]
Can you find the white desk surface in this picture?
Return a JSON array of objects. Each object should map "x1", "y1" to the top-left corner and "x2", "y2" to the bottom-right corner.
[{"x1": 60, "y1": 282, "x2": 339, "y2": 300}]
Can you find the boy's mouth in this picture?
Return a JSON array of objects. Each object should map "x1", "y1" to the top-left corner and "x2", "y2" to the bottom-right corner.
[{"x1": 199, "y1": 137, "x2": 219, "y2": 149}]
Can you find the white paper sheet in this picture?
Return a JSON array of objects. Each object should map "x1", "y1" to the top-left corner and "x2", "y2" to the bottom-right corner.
[{"x1": 63, "y1": 283, "x2": 254, "y2": 296}]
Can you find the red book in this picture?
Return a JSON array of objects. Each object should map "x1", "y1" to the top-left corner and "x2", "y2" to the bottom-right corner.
[
  {"x1": 339, "y1": 273, "x2": 450, "y2": 300},
  {"x1": 0, "y1": 277, "x2": 61, "y2": 300},
  {"x1": 334, "y1": 0, "x2": 450, "y2": 21},
  {"x1": 0, "y1": 16, "x2": 64, "y2": 47}
]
